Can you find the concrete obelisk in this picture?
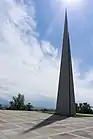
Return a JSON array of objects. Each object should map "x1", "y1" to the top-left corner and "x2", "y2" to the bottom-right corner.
[{"x1": 56, "y1": 10, "x2": 76, "y2": 116}]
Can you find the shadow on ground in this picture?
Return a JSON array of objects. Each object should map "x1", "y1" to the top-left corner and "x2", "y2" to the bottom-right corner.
[{"x1": 22, "y1": 114, "x2": 68, "y2": 134}]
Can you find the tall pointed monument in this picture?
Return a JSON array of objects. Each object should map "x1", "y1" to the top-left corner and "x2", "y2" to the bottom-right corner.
[{"x1": 56, "y1": 10, "x2": 76, "y2": 116}]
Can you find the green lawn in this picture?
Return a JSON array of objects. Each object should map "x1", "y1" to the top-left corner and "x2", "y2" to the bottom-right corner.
[
  {"x1": 41, "y1": 111, "x2": 93, "y2": 117},
  {"x1": 40, "y1": 110, "x2": 93, "y2": 117},
  {"x1": 75, "y1": 113, "x2": 93, "y2": 117}
]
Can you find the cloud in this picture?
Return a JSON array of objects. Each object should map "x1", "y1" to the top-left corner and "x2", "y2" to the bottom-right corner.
[
  {"x1": 0, "y1": 0, "x2": 59, "y2": 103},
  {"x1": 73, "y1": 59, "x2": 93, "y2": 106},
  {"x1": 0, "y1": 0, "x2": 93, "y2": 108}
]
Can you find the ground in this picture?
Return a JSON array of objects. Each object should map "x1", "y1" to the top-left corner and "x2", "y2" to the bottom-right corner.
[{"x1": 0, "y1": 110, "x2": 93, "y2": 139}]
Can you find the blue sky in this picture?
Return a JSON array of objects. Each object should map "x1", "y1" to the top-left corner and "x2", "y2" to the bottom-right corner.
[
  {"x1": 0, "y1": 0, "x2": 93, "y2": 108},
  {"x1": 35, "y1": 0, "x2": 93, "y2": 71}
]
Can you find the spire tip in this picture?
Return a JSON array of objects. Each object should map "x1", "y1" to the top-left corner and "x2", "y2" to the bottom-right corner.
[{"x1": 65, "y1": 8, "x2": 67, "y2": 16}]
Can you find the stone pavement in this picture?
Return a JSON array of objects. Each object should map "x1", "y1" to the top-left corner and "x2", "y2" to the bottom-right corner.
[{"x1": 0, "y1": 110, "x2": 93, "y2": 139}]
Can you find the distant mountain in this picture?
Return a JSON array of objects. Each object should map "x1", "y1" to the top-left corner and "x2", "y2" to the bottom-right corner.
[
  {"x1": 0, "y1": 94, "x2": 56, "y2": 109},
  {"x1": 0, "y1": 98, "x2": 8, "y2": 105},
  {"x1": 31, "y1": 99, "x2": 55, "y2": 109},
  {"x1": 26, "y1": 94, "x2": 56, "y2": 109}
]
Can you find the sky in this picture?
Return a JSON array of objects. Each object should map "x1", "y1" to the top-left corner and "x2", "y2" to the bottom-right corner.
[{"x1": 0, "y1": 0, "x2": 93, "y2": 108}]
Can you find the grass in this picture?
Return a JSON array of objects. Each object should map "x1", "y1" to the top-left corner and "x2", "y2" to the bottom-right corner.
[
  {"x1": 41, "y1": 111, "x2": 93, "y2": 117},
  {"x1": 75, "y1": 113, "x2": 93, "y2": 117},
  {"x1": 40, "y1": 110, "x2": 55, "y2": 114},
  {"x1": 38, "y1": 109, "x2": 93, "y2": 117}
]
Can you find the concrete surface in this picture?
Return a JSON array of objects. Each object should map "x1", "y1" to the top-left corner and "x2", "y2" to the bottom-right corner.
[{"x1": 0, "y1": 110, "x2": 93, "y2": 138}]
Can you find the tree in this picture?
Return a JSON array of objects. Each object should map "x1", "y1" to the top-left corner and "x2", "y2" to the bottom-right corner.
[
  {"x1": 82, "y1": 103, "x2": 92, "y2": 114},
  {"x1": 0, "y1": 104, "x2": 2, "y2": 109},
  {"x1": 76, "y1": 102, "x2": 93, "y2": 114},
  {"x1": 79, "y1": 103, "x2": 83, "y2": 113},
  {"x1": 9, "y1": 101, "x2": 14, "y2": 110},
  {"x1": 10, "y1": 93, "x2": 25, "y2": 110},
  {"x1": 76, "y1": 103, "x2": 79, "y2": 113},
  {"x1": 25, "y1": 102, "x2": 33, "y2": 111}
]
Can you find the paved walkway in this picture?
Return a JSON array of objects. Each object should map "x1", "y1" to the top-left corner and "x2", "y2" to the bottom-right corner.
[{"x1": 0, "y1": 110, "x2": 93, "y2": 139}]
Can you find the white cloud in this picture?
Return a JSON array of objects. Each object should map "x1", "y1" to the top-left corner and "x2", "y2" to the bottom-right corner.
[
  {"x1": 0, "y1": 0, "x2": 59, "y2": 103},
  {"x1": 73, "y1": 59, "x2": 93, "y2": 105},
  {"x1": 0, "y1": 0, "x2": 93, "y2": 107}
]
